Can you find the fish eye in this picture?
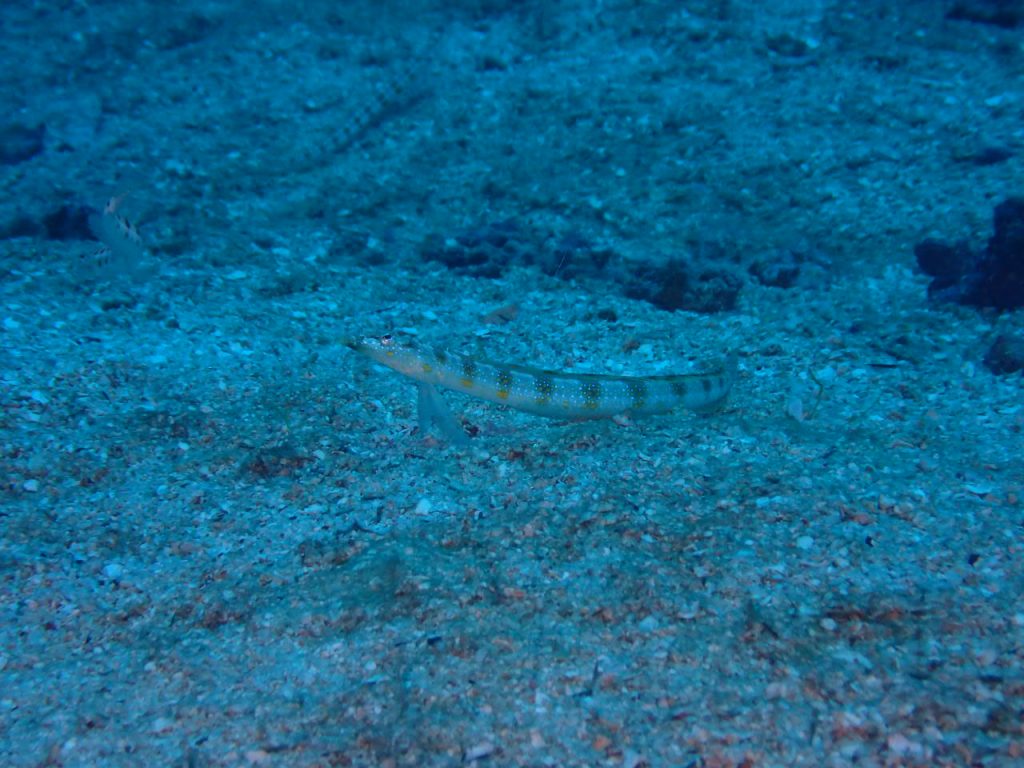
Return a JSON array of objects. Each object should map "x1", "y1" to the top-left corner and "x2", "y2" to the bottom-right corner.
[{"x1": 380, "y1": 334, "x2": 393, "y2": 345}]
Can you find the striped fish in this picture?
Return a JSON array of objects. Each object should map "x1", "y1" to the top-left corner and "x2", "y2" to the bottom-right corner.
[{"x1": 345, "y1": 334, "x2": 735, "y2": 444}]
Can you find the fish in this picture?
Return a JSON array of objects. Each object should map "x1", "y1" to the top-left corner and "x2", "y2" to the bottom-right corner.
[
  {"x1": 80, "y1": 194, "x2": 150, "y2": 280},
  {"x1": 89, "y1": 195, "x2": 145, "y2": 265},
  {"x1": 345, "y1": 334, "x2": 735, "y2": 444}
]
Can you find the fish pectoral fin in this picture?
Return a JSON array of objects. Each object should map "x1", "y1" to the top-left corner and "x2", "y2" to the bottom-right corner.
[{"x1": 416, "y1": 383, "x2": 470, "y2": 445}]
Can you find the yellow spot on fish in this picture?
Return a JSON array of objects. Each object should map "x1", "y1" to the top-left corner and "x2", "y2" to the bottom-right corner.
[
  {"x1": 534, "y1": 374, "x2": 554, "y2": 406},
  {"x1": 627, "y1": 380, "x2": 647, "y2": 410},
  {"x1": 461, "y1": 358, "x2": 477, "y2": 388},
  {"x1": 496, "y1": 369, "x2": 513, "y2": 400},
  {"x1": 580, "y1": 379, "x2": 601, "y2": 410}
]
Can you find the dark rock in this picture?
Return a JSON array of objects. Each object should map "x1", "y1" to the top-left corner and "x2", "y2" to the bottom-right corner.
[
  {"x1": 455, "y1": 220, "x2": 515, "y2": 250},
  {"x1": 968, "y1": 146, "x2": 1014, "y2": 166},
  {"x1": 983, "y1": 334, "x2": 1024, "y2": 375},
  {"x1": 0, "y1": 123, "x2": 45, "y2": 165},
  {"x1": 625, "y1": 259, "x2": 741, "y2": 313},
  {"x1": 749, "y1": 248, "x2": 801, "y2": 288},
  {"x1": 419, "y1": 224, "x2": 514, "y2": 279},
  {"x1": 764, "y1": 33, "x2": 812, "y2": 58},
  {"x1": 975, "y1": 197, "x2": 1024, "y2": 309},
  {"x1": 684, "y1": 266, "x2": 743, "y2": 313},
  {"x1": 625, "y1": 260, "x2": 689, "y2": 312},
  {"x1": 918, "y1": 197, "x2": 1024, "y2": 310},
  {"x1": 1, "y1": 215, "x2": 42, "y2": 239},
  {"x1": 914, "y1": 238, "x2": 973, "y2": 279},
  {"x1": 541, "y1": 231, "x2": 614, "y2": 280},
  {"x1": 946, "y1": 0, "x2": 1024, "y2": 29},
  {"x1": 44, "y1": 204, "x2": 97, "y2": 241},
  {"x1": 155, "y1": 13, "x2": 218, "y2": 51},
  {"x1": 421, "y1": 219, "x2": 741, "y2": 313},
  {"x1": 420, "y1": 219, "x2": 611, "y2": 281},
  {"x1": 990, "y1": 197, "x2": 1024, "y2": 260}
]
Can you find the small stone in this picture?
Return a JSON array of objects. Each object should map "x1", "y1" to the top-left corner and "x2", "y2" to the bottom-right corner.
[
  {"x1": 102, "y1": 562, "x2": 124, "y2": 581},
  {"x1": 814, "y1": 365, "x2": 836, "y2": 383},
  {"x1": 464, "y1": 741, "x2": 495, "y2": 761},
  {"x1": 638, "y1": 614, "x2": 660, "y2": 632},
  {"x1": 0, "y1": 123, "x2": 45, "y2": 165},
  {"x1": 150, "y1": 716, "x2": 174, "y2": 733}
]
